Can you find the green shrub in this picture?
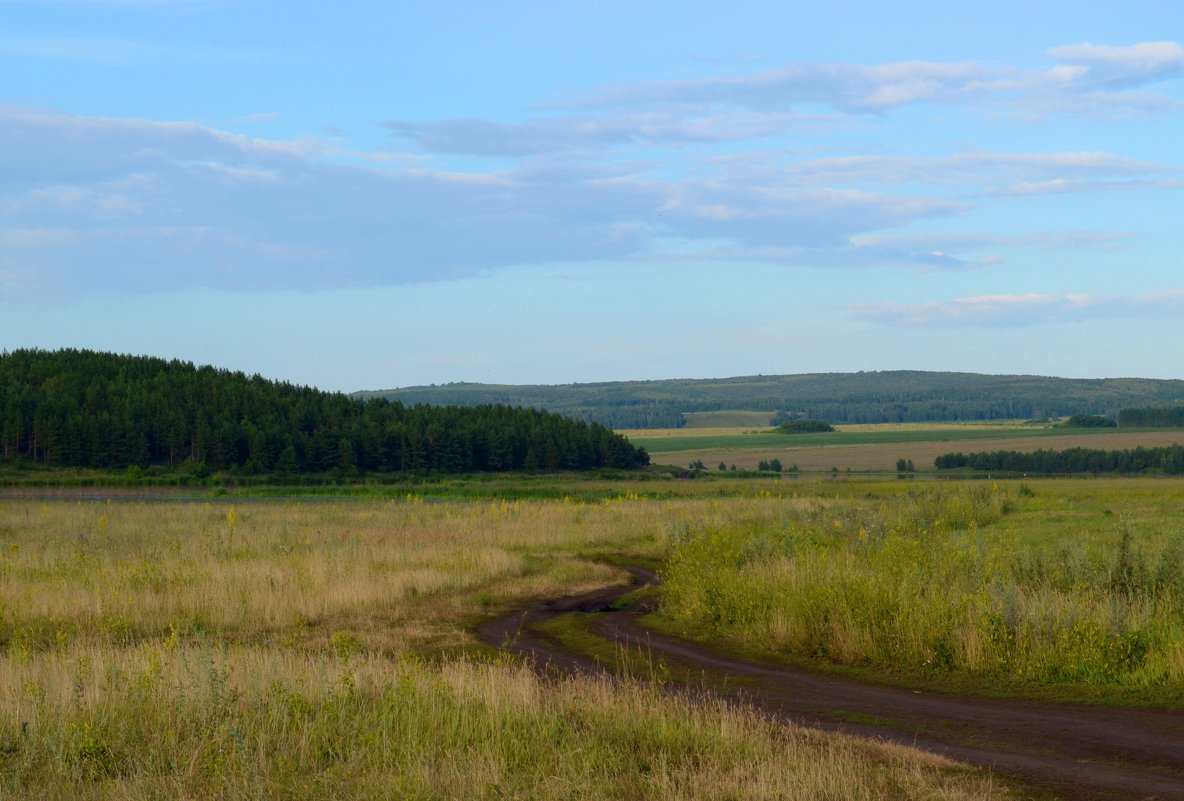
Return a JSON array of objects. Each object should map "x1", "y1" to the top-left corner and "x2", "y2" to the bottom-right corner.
[{"x1": 776, "y1": 419, "x2": 835, "y2": 433}]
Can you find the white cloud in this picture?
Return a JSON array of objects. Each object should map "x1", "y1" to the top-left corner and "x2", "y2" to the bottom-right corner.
[
  {"x1": 385, "y1": 42, "x2": 1184, "y2": 160},
  {"x1": 857, "y1": 290, "x2": 1184, "y2": 327},
  {"x1": 583, "y1": 59, "x2": 993, "y2": 114},
  {"x1": 0, "y1": 33, "x2": 173, "y2": 62},
  {"x1": 386, "y1": 108, "x2": 817, "y2": 156},
  {"x1": 1, "y1": 105, "x2": 979, "y2": 297},
  {"x1": 715, "y1": 150, "x2": 1176, "y2": 196},
  {"x1": 654, "y1": 183, "x2": 964, "y2": 248},
  {"x1": 3, "y1": 30, "x2": 1179, "y2": 303},
  {"x1": 579, "y1": 41, "x2": 1183, "y2": 119},
  {"x1": 1047, "y1": 41, "x2": 1184, "y2": 89},
  {"x1": 990, "y1": 177, "x2": 1183, "y2": 196},
  {"x1": 850, "y1": 229, "x2": 1134, "y2": 257}
]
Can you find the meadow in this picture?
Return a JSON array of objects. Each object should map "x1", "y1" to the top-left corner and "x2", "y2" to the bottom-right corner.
[
  {"x1": 655, "y1": 479, "x2": 1184, "y2": 707},
  {"x1": 0, "y1": 494, "x2": 1009, "y2": 800}
]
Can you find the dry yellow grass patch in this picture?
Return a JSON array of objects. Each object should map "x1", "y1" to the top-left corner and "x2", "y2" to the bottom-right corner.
[
  {"x1": 0, "y1": 494, "x2": 1015, "y2": 800},
  {"x1": 0, "y1": 642, "x2": 1007, "y2": 801}
]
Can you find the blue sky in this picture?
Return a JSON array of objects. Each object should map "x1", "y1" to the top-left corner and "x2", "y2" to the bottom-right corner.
[{"x1": 2, "y1": 0, "x2": 1182, "y2": 391}]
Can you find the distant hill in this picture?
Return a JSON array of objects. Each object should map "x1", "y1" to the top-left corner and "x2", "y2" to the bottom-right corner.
[
  {"x1": 357, "y1": 371, "x2": 1184, "y2": 429},
  {"x1": 0, "y1": 349, "x2": 649, "y2": 474}
]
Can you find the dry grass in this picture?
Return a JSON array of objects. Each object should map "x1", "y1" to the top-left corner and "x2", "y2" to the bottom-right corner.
[
  {"x1": 0, "y1": 499, "x2": 665, "y2": 655},
  {"x1": 0, "y1": 496, "x2": 1013, "y2": 800},
  {"x1": 0, "y1": 645, "x2": 1004, "y2": 801}
]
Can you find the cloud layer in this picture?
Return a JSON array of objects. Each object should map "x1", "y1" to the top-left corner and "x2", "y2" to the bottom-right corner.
[
  {"x1": 0, "y1": 106, "x2": 965, "y2": 294},
  {"x1": 2, "y1": 41, "x2": 1182, "y2": 298},
  {"x1": 390, "y1": 42, "x2": 1184, "y2": 158},
  {"x1": 857, "y1": 290, "x2": 1184, "y2": 327}
]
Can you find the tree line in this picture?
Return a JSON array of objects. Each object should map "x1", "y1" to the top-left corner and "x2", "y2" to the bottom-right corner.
[
  {"x1": 934, "y1": 446, "x2": 1184, "y2": 475},
  {"x1": 362, "y1": 371, "x2": 1184, "y2": 428},
  {"x1": 1117, "y1": 407, "x2": 1184, "y2": 427},
  {"x1": 0, "y1": 349, "x2": 649, "y2": 475}
]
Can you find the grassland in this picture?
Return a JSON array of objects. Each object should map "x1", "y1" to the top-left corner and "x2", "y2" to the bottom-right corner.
[
  {"x1": 655, "y1": 479, "x2": 1184, "y2": 707},
  {"x1": 681, "y1": 410, "x2": 777, "y2": 428},
  {"x1": 628, "y1": 422, "x2": 1184, "y2": 472},
  {"x1": 0, "y1": 495, "x2": 1010, "y2": 800}
]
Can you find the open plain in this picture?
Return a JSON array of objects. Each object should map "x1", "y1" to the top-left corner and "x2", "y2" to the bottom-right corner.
[{"x1": 2, "y1": 476, "x2": 1182, "y2": 799}]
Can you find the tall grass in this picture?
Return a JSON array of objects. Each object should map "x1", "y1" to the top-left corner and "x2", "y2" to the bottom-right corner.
[
  {"x1": 659, "y1": 482, "x2": 1184, "y2": 698},
  {"x1": 0, "y1": 644, "x2": 1002, "y2": 800},
  {"x1": 0, "y1": 499, "x2": 657, "y2": 655},
  {"x1": 0, "y1": 496, "x2": 1008, "y2": 799}
]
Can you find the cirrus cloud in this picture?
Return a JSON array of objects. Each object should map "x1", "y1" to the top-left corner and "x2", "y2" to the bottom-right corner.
[
  {"x1": 856, "y1": 290, "x2": 1184, "y2": 327},
  {"x1": 388, "y1": 42, "x2": 1184, "y2": 159}
]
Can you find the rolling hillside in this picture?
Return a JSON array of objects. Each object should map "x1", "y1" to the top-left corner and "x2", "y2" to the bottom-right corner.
[
  {"x1": 0, "y1": 349, "x2": 649, "y2": 474},
  {"x1": 358, "y1": 371, "x2": 1184, "y2": 428}
]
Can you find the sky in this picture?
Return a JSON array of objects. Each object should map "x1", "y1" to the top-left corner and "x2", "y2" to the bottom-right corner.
[{"x1": 2, "y1": 0, "x2": 1183, "y2": 392}]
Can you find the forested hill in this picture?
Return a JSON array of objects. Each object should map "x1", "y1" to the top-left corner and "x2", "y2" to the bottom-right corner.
[
  {"x1": 0, "y1": 349, "x2": 649, "y2": 474},
  {"x1": 357, "y1": 371, "x2": 1184, "y2": 429}
]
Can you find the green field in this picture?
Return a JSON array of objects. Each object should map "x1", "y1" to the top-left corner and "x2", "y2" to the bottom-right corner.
[
  {"x1": 631, "y1": 424, "x2": 1169, "y2": 454},
  {"x1": 623, "y1": 422, "x2": 1184, "y2": 474},
  {"x1": 681, "y1": 410, "x2": 778, "y2": 428}
]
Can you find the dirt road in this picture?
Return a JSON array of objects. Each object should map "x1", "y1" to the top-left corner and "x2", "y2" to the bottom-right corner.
[{"x1": 478, "y1": 567, "x2": 1184, "y2": 801}]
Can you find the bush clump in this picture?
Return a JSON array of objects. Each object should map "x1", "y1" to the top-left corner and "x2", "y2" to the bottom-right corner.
[
  {"x1": 1061, "y1": 414, "x2": 1116, "y2": 428},
  {"x1": 776, "y1": 419, "x2": 835, "y2": 433}
]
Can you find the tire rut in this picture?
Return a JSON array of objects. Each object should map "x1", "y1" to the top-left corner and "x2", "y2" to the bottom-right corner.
[{"x1": 476, "y1": 565, "x2": 1184, "y2": 801}]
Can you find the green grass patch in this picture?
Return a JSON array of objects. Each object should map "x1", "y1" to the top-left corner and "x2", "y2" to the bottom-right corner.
[
  {"x1": 682, "y1": 410, "x2": 777, "y2": 427},
  {"x1": 653, "y1": 479, "x2": 1184, "y2": 708}
]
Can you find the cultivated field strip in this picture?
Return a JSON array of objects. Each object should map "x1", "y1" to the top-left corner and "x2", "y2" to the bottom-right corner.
[{"x1": 645, "y1": 429, "x2": 1184, "y2": 471}]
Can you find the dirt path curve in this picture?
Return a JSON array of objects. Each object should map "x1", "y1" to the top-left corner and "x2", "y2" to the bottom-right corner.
[{"x1": 477, "y1": 566, "x2": 1184, "y2": 801}]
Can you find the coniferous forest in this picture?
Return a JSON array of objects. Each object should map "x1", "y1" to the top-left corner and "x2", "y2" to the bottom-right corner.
[
  {"x1": 1117, "y1": 406, "x2": 1184, "y2": 427},
  {"x1": 934, "y1": 446, "x2": 1184, "y2": 474},
  {"x1": 361, "y1": 371, "x2": 1184, "y2": 428},
  {"x1": 0, "y1": 349, "x2": 649, "y2": 475}
]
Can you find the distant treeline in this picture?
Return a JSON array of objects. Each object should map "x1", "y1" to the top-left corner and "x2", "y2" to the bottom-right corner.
[
  {"x1": 1061, "y1": 414, "x2": 1116, "y2": 428},
  {"x1": 776, "y1": 419, "x2": 835, "y2": 433},
  {"x1": 1117, "y1": 407, "x2": 1184, "y2": 428},
  {"x1": 934, "y1": 446, "x2": 1184, "y2": 475},
  {"x1": 0, "y1": 349, "x2": 649, "y2": 475},
  {"x1": 360, "y1": 371, "x2": 1184, "y2": 428}
]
